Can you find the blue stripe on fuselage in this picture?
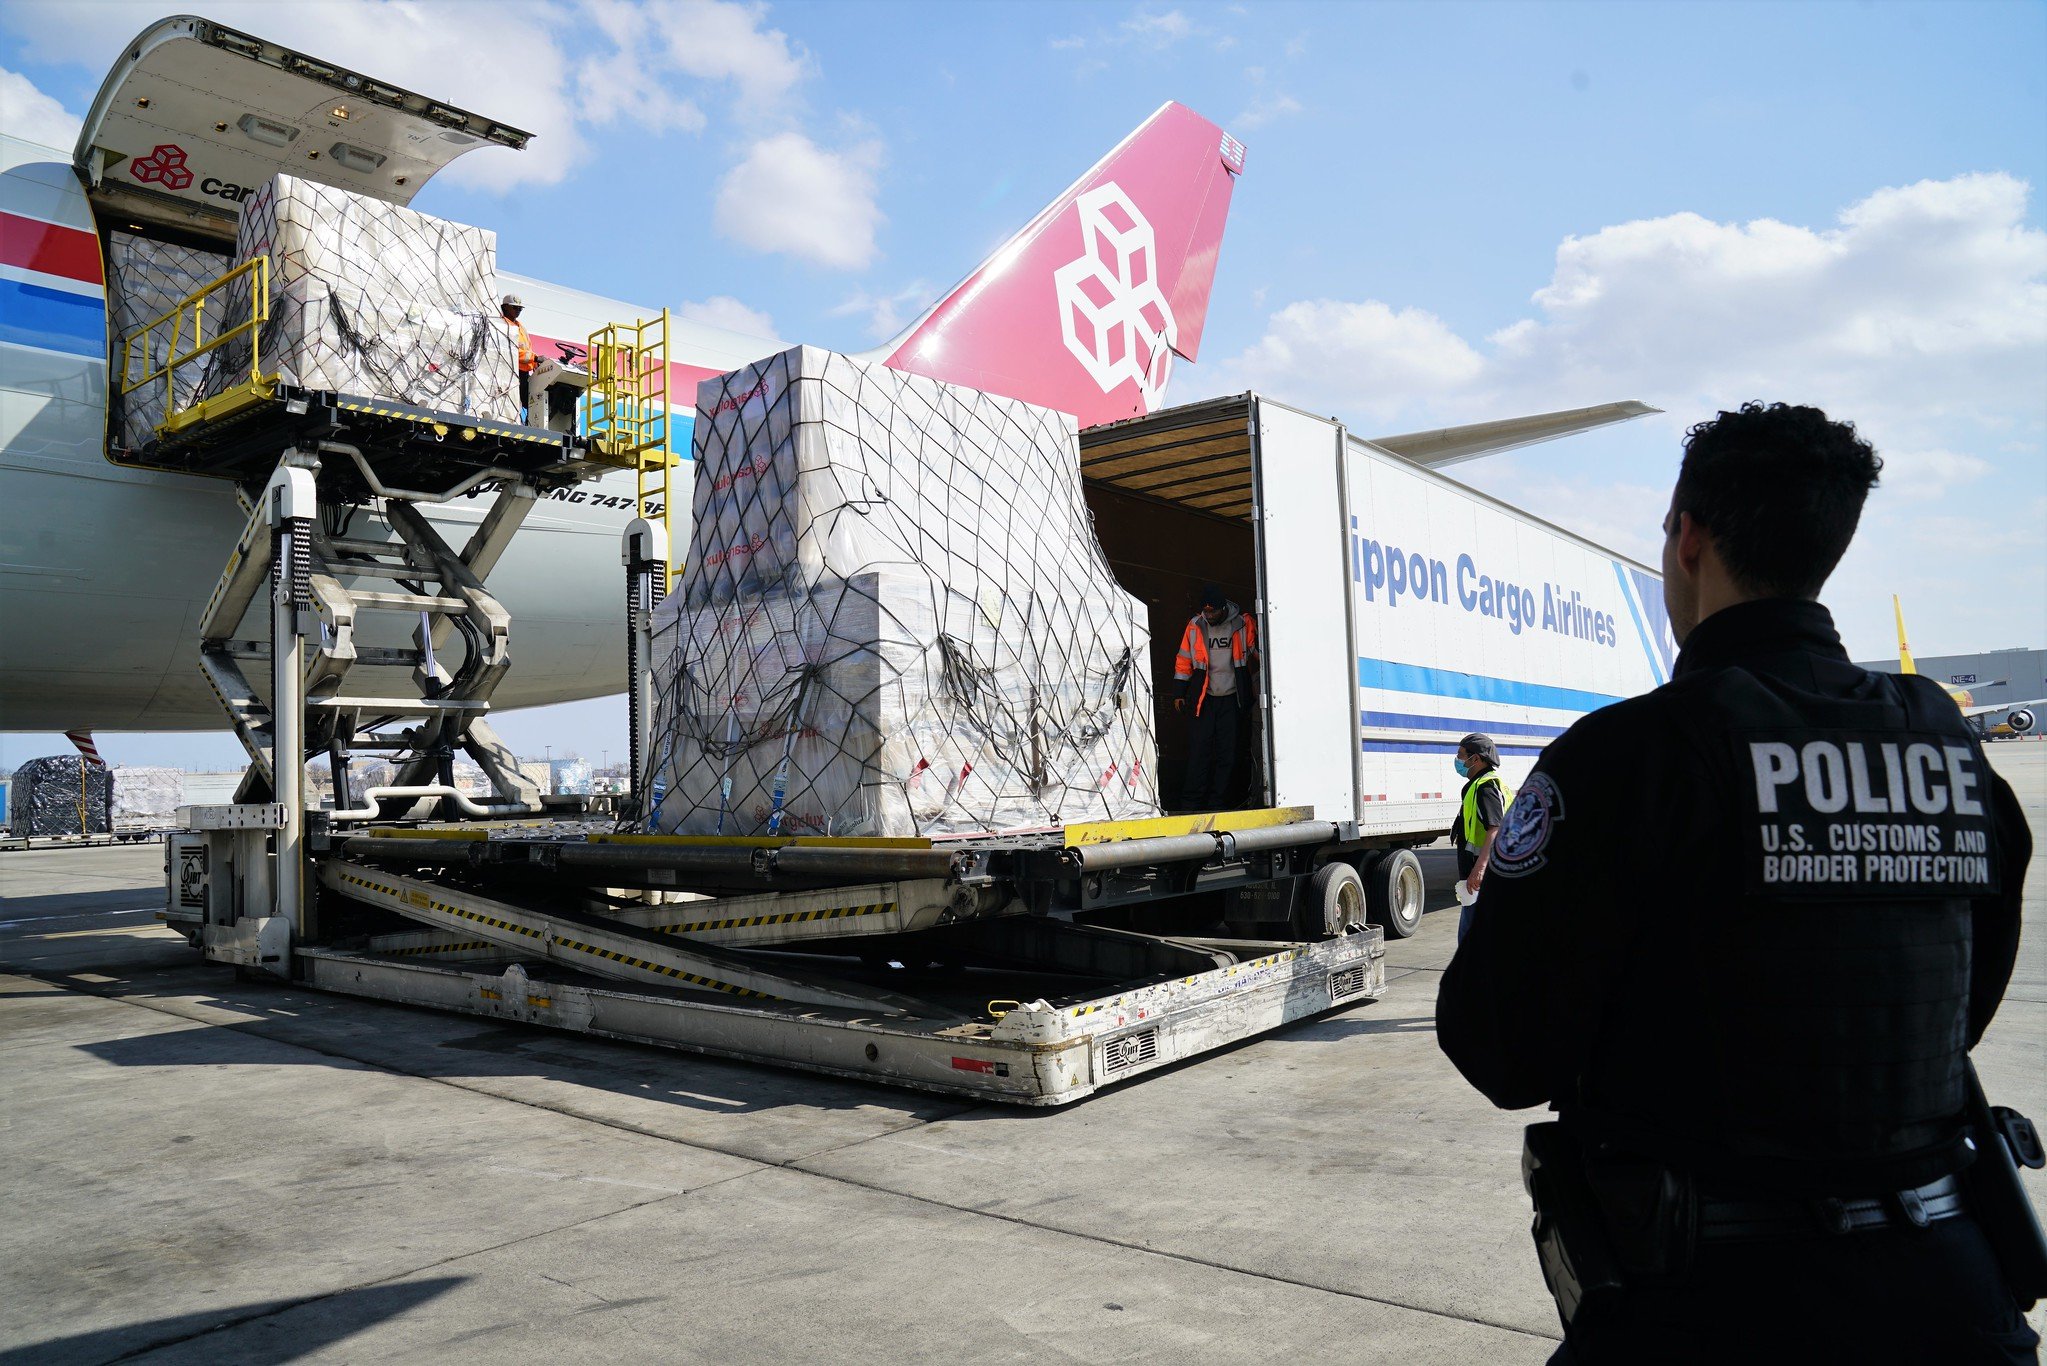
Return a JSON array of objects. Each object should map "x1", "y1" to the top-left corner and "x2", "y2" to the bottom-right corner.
[{"x1": 0, "y1": 277, "x2": 105, "y2": 358}]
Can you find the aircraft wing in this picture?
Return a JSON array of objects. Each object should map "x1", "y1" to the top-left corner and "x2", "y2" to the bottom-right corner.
[
  {"x1": 1961, "y1": 696, "x2": 2042, "y2": 729},
  {"x1": 1368, "y1": 401, "x2": 1660, "y2": 468}
]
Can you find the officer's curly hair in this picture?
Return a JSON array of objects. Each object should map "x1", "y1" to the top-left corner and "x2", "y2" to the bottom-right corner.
[{"x1": 1673, "y1": 401, "x2": 1882, "y2": 599}]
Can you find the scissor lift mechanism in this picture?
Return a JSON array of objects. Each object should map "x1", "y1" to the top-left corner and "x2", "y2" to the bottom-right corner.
[{"x1": 155, "y1": 330, "x2": 1383, "y2": 1105}]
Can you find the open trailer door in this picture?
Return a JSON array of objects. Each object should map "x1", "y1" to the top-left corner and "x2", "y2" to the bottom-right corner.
[
  {"x1": 74, "y1": 15, "x2": 529, "y2": 237},
  {"x1": 1249, "y1": 397, "x2": 1360, "y2": 825}
]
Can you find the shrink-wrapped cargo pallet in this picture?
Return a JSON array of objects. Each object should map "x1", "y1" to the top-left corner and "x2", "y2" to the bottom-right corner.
[
  {"x1": 646, "y1": 346, "x2": 1158, "y2": 838},
  {"x1": 110, "y1": 765, "x2": 184, "y2": 829},
  {"x1": 195, "y1": 174, "x2": 520, "y2": 422},
  {"x1": 13, "y1": 756, "x2": 113, "y2": 837},
  {"x1": 107, "y1": 232, "x2": 230, "y2": 449}
]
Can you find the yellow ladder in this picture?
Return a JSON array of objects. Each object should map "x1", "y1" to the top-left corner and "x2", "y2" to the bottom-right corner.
[
  {"x1": 121, "y1": 254, "x2": 277, "y2": 438},
  {"x1": 586, "y1": 309, "x2": 681, "y2": 571}
]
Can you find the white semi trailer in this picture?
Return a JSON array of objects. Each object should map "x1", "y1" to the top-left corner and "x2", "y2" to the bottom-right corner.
[
  {"x1": 164, "y1": 389, "x2": 1665, "y2": 1105},
  {"x1": 1077, "y1": 393, "x2": 1673, "y2": 937}
]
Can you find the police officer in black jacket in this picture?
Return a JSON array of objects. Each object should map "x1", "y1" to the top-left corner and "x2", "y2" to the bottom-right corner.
[{"x1": 1437, "y1": 402, "x2": 2036, "y2": 1363}]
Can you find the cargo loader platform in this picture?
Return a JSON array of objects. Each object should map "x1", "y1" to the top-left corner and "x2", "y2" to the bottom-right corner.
[
  {"x1": 136, "y1": 262, "x2": 1389, "y2": 1102},
  {"x1": 118, "y1": 384, "x2": 587, "y2": 493},
  {"x1": 166, "y1": 810, "x2": 1387, "y2": 1104},
  {"x1": 288, "y1": 926, "x2": 1383, "y2": 1104}
]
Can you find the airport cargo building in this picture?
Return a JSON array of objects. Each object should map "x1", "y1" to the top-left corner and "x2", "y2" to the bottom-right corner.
[{"x1": 1854, "y1": 647, "x2": 2046, "y2": 708}]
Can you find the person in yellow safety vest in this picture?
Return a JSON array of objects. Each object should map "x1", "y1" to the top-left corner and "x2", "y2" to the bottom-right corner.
[
  {"x1": 1172, "y1": 584, "x2": 1259, "y2": 810},
  {"x1": 501, "y1": 293, "x2": 536, "y2": 416},
  {"x1": 1451, "y1": 732, "x2": 1510, "y2": 943}
]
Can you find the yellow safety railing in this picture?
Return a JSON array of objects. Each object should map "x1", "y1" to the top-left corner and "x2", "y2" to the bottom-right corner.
[
  {"x1": 586, "y1": 307, "x2": 681, "y2": 570},
  {"x1": 119, "y1": 254, "x2": 277, "y2": 439}
]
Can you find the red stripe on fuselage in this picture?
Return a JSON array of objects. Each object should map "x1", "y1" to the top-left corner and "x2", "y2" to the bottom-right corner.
[{"x1": 0, "y1": 211, "x2": 103, "y2": 286}]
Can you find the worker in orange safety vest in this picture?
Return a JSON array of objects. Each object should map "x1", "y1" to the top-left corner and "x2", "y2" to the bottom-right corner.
[
  {"x1": 1173, "y1": 584, "x2": 1258, "y2": 810},
  {"x1": 501, "y1": 293, "x2": 536, "y2": 416}
]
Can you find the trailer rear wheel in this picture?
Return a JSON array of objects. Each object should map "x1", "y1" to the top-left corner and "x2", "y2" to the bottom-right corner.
[
  {"x1": 1366, "y1": 849, "x2": 1425, "y2": 938},
  {"x1": 1299, "y1": 861, "x2": 1366, "y2": 939}
]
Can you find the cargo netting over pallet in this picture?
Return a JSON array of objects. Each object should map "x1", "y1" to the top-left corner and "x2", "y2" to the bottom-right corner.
[
  {"x1": 110, "y1": 765, "x2": 184, "y2": 830},
  {"x1": 645, "y1": 346, "x2": 1160, "y2": 838},
  {"x1": 107, "y1": 231, "x2": 230, "y2": 449},
  {"x1": 192, "y1": 173, "x2": 520, "y2": 422}
]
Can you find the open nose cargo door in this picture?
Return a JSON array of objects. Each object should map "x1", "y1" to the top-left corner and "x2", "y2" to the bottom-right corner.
[{"x1": 74, "y1": 14, "x2": 529, "y2": 238}]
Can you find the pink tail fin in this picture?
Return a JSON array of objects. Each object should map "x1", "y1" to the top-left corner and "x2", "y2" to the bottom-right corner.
[{"x1": 875, "y1": 102, "x2": 1244, "y2": 428}]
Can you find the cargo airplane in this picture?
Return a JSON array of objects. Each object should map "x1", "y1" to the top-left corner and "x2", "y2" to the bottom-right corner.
[
  {"x1": 1893, "y1": 598, "x2": 2040, "y2": 739},
  {"x1": 0, "y1": 14, "x2": 1655, "y2": 741}
]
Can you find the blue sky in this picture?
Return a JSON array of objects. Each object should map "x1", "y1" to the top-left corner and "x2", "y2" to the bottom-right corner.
[{"x1": 2, "y1": 0, "x2": 2043, "y2": 770}]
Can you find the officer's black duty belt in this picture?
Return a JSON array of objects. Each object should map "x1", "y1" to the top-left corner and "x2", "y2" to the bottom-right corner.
[{"x1": 1696, "y1": 1173, "x2": 1965, "y2": 1242}]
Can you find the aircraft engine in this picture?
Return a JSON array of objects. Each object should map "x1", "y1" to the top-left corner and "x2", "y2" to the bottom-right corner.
[{"x1": 2007, "y1": 707, "x2": 2035, "y2": 735}]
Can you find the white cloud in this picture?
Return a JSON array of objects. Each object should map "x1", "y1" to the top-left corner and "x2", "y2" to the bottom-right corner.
[
  {"x1": 1207, "y1": 173, "x2": 2047, "y2": 656},
  {"x1": 830, "y1": 279, "x2": 937, "y2": 342},
  {"x1": 0, "y1": 66, "x2": 79, "y2": 151},
  {"x1": 1058, "y1": 4, "x2": 1233, "y2": 62},
  {"x1": 1233, "y1": 92, "x2": 1302, "y2": 131},
  {"x1": 1219, "y1": 173, "x2": 2047, "y2": 435},
  {"x1": 649, "y1": 0, "x2": 808, "y2": 118},
  {"x1": 1122, "y1": 10, "x2": 1192, "y2": 45},
  {"x1": 1224, "y1": 300, "x2": 1484, "y2": 422},
  {"x1": 677, "y1": 295, "x2": 777, "y2": 338},
  {"x1": 1862, "y1": 446, "x2": 1992, "y2": 499},
  {"x1": 715, "y1": 131, "x2": 884, "y2": 271},
  {"x1": 576, "y1": 0, "x2": 709, "y2": 135}
]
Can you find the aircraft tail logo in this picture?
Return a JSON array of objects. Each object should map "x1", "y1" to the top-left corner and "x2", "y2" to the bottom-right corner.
[
  {"x1": 1054, "y1": 183, "x2": 1178, "y2": 409},
  {"x1": 1892, "y1": 594, "x2": 1918, "y2": 675},
  {"x1": 874, "y1": 102, "x2": 1242, "y2": 427}
]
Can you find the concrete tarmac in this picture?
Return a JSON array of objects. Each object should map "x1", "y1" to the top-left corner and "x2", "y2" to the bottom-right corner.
[{"x1": 4, "y1": 746, "x2": 2042, "y2": 1363}]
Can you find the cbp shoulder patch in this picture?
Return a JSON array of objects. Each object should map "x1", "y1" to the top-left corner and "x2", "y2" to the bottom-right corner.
[{"x1": 1491, "y1": 771, "x2": 1563, "y2": 878}]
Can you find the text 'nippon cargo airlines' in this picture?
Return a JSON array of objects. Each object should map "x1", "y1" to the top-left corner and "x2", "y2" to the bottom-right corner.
[{"x1": 0, "y1": 15, "x2": 1652, "y2": 738}]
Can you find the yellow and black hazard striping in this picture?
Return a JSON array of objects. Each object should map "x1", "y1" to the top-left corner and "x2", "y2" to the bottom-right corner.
[
  {"x1": 546, "y1": 935, "x2": 770, "y2": 999},
  {"x1": 337, "y1": 871, "x2": 542, "y2": 940},
  {"x1": 653, "y1": 901, "x2": 898, "y2": 935},
  {"x1": 334, "y1": 397, "x2": 559, "y2": 445},
  {"x1": 336, "y1": 398, "x2": 427, "y2": 422},
  {"x1": 380, "y1": 939, "x2": 497, "y2": 958}
]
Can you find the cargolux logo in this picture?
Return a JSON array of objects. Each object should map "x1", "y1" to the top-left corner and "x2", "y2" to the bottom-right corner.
[
  {"x1": 130, "y1": 144, "x2": 193, "y2": 191},
  {"x1": 1053, "y1": 182, "x2": 1178, "y2": 409},
  {"x1": 710, "y1": 378, "x2": 769, "y2": 417}
]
